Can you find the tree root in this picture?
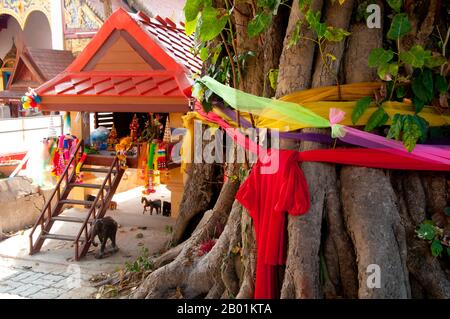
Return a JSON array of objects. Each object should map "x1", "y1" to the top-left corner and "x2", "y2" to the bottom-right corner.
[
  {"x1": 131, "y1": 168, "x2": 241, "y2": 299},
  {"x1": 393, "y1": 172, "x2": 450, "y2": 299}
]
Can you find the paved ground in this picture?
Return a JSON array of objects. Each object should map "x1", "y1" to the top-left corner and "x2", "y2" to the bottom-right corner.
[{"x1": 0, "y1": 186, "x2": 175, "y2": 299}]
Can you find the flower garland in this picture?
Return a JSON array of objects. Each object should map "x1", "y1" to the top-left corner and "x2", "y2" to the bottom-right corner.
[{"x1": 21, "y1": 88, "x2": 41, "y2": 110}]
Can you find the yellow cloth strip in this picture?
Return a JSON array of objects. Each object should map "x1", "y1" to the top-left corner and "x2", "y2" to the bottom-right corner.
[
  {"x1": 280, "y1": 82, "x2": 382, "y2": 103},
  {"x1": 181, "y1": 112, "x2": 219, "y2": 173},
  {"x1": 180, "y1": 82, "x2": 450, "y2": 170},
  {"x1": 252, "y1": 82, "x2": 450, "y2": 130},
  {"x1": 256, "y1": 101, "x2": 450, "y2": 131}
]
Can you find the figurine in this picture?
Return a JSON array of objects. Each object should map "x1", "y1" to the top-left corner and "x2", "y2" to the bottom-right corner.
[
  {"x1": 129, "y1": 114, "x2": 140, "y2": 143},
  {"x1": 107, "y1": 124, "x2": 119, "y2": 151},
  {"x1": 115, "y1": 137, "x2": 133, "y2": 170}
]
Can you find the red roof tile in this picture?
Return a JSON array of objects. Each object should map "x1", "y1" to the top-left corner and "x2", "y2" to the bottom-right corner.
[
  {"x1": 42, "y1": 73, "x2": 186, "y2": 98},
  {"x1": 129, "y1": 13, "x2": 202, "y2": 75},
  {"x1": 37, "y1": 9, "x2": 201, "y2": 113}
]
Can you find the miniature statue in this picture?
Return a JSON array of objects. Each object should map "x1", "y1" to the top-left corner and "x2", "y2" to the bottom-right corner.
[
  {"x1": 115, "y1": 136, "x2": 133, "y2": 169},
  {"x1": 129, "y1": 114, "x2": 140, "y2": 143},
  {"x1": 107, "y1": 124, "x2": 119, "y2": 151},
  {"x1": 141, "y1": 197, "x2": 162, "y2": 215},
  {"x1": 90, "y1": 216, "x2": 119, "y2": 259}
]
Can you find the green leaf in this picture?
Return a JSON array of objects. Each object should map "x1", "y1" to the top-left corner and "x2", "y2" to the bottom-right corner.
[
  {"x1": 288, "y1": 21, "x2": 302, "y2": 48},
  {"x1": 268, "y1": 69, "x2": 279, "y2": 90},
  {"x1": 387, "y1": 13, "x2": 411, "y2": 40},
  {"x1": 387, "y1": 0, "x2": 403, "y2": 12},
  {"x1": 447, "y1": 247, "x2": 450, "y2": 258},
  {"x1": 298, "y1": 0, "x2": 313, "y2": 11},
  {"x1": 368, "y1": 48, "x2": 395, "y2": 67},
  {"x1": 396, "y1": 86, "x2": 406, "y2": 99},
  {"x1": 323, "y1": 27, "x2": 350, "y2": 42},
  {"x1": 199, "y1": 47, "x2": 209, "y2": 61},
  {"x1": 444, "y1": 207, "x2": 450, "y2": 216},
  {"x1": 435, "y1": 74, "x2": 448, "y2": 94},
  {"x1": 352, "y1": 96, "x2": 372, "y2": 124},
  {"x1": 389, "y1": 63, "x2": 399, "y2": 76},
  {"x1": 199, "y1": 6, "x2": 229, "y2": 41},
  {"x1": 413, "y1": 115, "x2": 428, "y2": 142},
  {"x1": 185, "y1": 16, "x2": 198, "y2": 36},
  {"x1": 210, "y1": 44, "x2": 222, "y2": 65},
  {"x1": 257, "y1": 0, "x2": 281, "y2": 14},
  {"x1": 412, "y1": 97, "x2": 425, "y2": 114},
  {"x1": 365, "y1": 107, "x2": 388, "y2": 131},
  {"x1": 387, "y1": 113, "x2": 403, "y2": 140},
  {"x1": 399, "y1": 45, "x2": 431, "y2": 68},
  {"x1": 424, "y1": 54, "x2": 446, "y2": 68},
  {"x1": 431, "y1": 239, "x2": 443, "y2": 257},
  {"x1": 184, "y1": 0, "x2": 204, "y2": 22},
  {"x1": 377, "y1": 63, "x2": 398, "y2": 81},
  {"x1": 412, "y1": 69, "x2": 434, "y2": 103},
  {"x1": 248, "y1": 12, "x2": 272, "y2": 37},
  {"x1": 306, "y1": 10, "x2": 326, "y2": 38},
  {"x1": 402, "y1": 115, "x2": 422, "y2": 152},
  {"x1": 416, "y1": 223, "x2": 436, "y2": 241},
  {"x1": 421, "y1": 69, "x2": 434, "y2": 98}
]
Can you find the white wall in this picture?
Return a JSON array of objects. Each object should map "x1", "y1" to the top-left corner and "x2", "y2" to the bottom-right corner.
[
  {"x1": 0, "y1": 115, "x2": 62, "y2": 153},
  {"x1": 50, "y1": 0, "x2": 64, "y2": 49}
]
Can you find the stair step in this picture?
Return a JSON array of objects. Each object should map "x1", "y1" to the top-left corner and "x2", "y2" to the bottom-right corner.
[
  {"x1": 42, "y1": 233, "x2": 86, "y2": 242},
  {"x1": 60, "y1": 199, "x2": 94, "y2": 206},
  {"x1": 80, "y1": 167, "x2": 117, "y2": 174},
  {"x1": 69, "y1": 183, "x2": 109, "y2": 190},
  {"x1": 52, "y1": 216, "x2": 93, "y2": 223}
]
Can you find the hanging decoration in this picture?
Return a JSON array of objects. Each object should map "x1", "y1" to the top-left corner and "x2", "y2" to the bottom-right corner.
[
  {"x1": 163, "y1": 116, "x2": 171, "y2": 143},
  {"x1": 21, "y1": 88, "x2": 42, "y2": 110},
  {"x1": 75, "y1": 151, "x2": 88, "y2": 183},
  {"x1": 156, "y1": 143, "x2": 168, "y2": 170},
  {"x1": 48, "y1": 115, "x2": 57, "y2": 138},
  {"x1": 143, "y1": 142, "x2": 157, "y2": 194},
  {"x1": 50, "y1": 135, "x2": 77, "y2": 179},
  {"x1": 63, "y1": 112, "x2": 71, "y2": 135}
]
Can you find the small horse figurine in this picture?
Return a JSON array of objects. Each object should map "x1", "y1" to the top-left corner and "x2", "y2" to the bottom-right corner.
[{"x1": 141, "y1": 197, "x2": 161, "y2": 215}]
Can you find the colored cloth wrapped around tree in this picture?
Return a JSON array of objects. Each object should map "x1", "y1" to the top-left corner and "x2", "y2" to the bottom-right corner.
[
  {"x1": 198, "y1": 77, "x2": 450, "y2": 165},
  {"x1": 236, "y1": 149, "x2": 310, "y2": 299}
]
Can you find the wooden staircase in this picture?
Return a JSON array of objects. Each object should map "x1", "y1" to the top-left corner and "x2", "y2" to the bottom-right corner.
[{"x1": 29, "y1": 140, "x2": 124, "y2": 260}]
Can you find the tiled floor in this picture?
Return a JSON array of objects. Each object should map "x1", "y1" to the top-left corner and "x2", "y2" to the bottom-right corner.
[{"x1": 0, "y1": 186, "x2": 175, "y2": 299}]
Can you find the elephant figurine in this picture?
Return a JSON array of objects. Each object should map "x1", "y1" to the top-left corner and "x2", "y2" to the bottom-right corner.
[{"x1": 90, "y1": 216, "x2": 119, "y2": 259}]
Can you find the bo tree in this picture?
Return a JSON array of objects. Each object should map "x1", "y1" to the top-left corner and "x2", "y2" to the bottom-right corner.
[{"x1": 132, "y1": 0, "x2": 450, "y2": 299}]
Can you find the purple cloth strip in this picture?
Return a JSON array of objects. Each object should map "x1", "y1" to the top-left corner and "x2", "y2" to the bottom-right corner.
[
  {"x1": 217, "y1": 105, "x2": 342, "y2": 145},
  {"x1": 217, "y1": 105, "x2": 450, "y2": 147}
]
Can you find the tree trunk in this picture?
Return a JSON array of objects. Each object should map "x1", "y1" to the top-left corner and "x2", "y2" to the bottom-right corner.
[
  {"x1": 339, "y1": 1, "x2": 409, "y2": 299},
  {"x1": 170, "y1": 128, "x2": 221, "y2": 245},
  {"x1": 131, "y1": 164, "x2": 241, "y2": 298},
  {"x1": 131, "y1": 0, "x2": 450, "y2": 300}
]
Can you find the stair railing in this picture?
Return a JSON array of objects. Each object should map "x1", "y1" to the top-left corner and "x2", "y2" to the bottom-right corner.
[
  {"x1": 29, "y1": 139, "x2": 84, "y2": 254},
  {"x1": 74, "y1": 155, "x2": 121, "y2": 260}
]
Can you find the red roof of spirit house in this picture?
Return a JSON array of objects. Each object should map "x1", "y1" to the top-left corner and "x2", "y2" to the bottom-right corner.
[{"x1": 37, "y1": 8, "x2": 202, "y2": 113}]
